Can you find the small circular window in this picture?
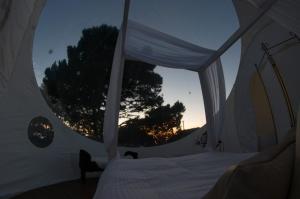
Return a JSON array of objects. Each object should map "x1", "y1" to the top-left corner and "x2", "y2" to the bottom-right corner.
[{"x1": 28, "y1": 116, "x2": 54, "y2": 148}]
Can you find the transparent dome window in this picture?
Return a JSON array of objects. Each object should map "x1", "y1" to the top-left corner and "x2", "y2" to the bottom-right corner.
[{"x1": 33, "y1": 0, "x2": 240, "y2": 146}]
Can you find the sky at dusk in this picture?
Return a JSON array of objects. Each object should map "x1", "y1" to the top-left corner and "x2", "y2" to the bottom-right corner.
[{"x1": 33, "y1": 0, "x2": 241, "y2": 129}]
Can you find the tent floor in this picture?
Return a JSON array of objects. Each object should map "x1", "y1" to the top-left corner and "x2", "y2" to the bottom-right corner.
[{"x1": 12, "y1": 177, "x2": 100, "y2": 199}]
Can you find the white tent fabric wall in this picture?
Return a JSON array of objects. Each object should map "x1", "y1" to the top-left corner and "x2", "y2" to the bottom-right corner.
[
  {"x1": 248, "y1": 0, "x2": 300, "y2": 36},
  {"x1": 220, "y1": 87, "x2": 242, "y2": 152},
  {"x1": 260, "y1": 62, "x2": 291, "y2": 141},
  {"x1": 103, "y1": 17, "x2": 226, "y2": 159},
  {"x1": 222, "y1": 0, "x2": 300, "y2": 152},
  {"x1": 0, "y1": 0, "x2": 36, "y2": 96}
]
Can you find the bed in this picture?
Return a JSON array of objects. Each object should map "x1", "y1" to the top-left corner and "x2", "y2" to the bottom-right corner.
[{"x1": 93, "y1": 152, "x2": 255, "y2": 199}]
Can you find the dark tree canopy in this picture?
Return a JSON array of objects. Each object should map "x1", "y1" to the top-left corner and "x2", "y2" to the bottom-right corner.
[
  {"x1": 119, "y1": 101, "x2": 186, "y2": 145},
  {"x1": 42, "y1": 24, "x2": 185, "y2": 144}
]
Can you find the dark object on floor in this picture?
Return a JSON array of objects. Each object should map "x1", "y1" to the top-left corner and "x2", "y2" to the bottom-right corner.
[
  {"x1": 79, "y1": 150, "x2": 103, "y2": 182},
  {"x1": 124, "y1": 151, "x2": 139, "y2": 159}
]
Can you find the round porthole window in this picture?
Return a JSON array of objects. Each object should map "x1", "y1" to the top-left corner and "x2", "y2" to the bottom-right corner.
[{"x1": 28, "y1": 116, "x2": 54, "y2": 148}]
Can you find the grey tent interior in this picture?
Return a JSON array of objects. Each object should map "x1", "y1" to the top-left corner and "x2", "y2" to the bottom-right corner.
[{"x1": 0, "y1": 0, "x2": 300, "y2": 198}]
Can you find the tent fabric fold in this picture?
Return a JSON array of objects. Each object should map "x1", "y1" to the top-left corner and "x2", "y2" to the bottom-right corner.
[
  {"x1": 0, "y1": 0, "x2": 39, "y2": 95},
  {"x1": 199, "y1": 59, "x2": 226, "y2": 149}
]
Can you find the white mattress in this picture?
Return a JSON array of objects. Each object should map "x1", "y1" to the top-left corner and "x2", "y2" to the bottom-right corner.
[{"x1": 93, "y1": 152, "x2": 254, "y2": 199}]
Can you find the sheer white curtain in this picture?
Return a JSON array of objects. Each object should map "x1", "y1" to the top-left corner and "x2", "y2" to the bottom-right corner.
[
  {"x1": 199, "y1": 59, "x2": 226, "y2": 149},
  {"x1": 248, "y1": 0, "x2": 300, "y2": 36},
  {"x1": 103, "y1": 18, "x2": 226, "y2": 159},
  {"x1": 125, "y1": 20, "x2": 215, "y2": 71}
]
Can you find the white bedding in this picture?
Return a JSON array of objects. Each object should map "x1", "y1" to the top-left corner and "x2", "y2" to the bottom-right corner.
[{"x1": 93, "y1": 152, "x2": 254, "y2": 199}]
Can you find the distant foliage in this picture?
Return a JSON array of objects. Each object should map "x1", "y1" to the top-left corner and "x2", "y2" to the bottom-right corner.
[
  {"x1": 42, "y1": 24, "x2": 186, "y2": 144},
  {"x1": 119, "y1": 101, "x2": 186, "y2": 146}
]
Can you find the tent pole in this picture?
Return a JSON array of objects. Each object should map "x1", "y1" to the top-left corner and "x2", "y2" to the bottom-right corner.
[
  {"x1": 261, "y1": 42, "x2": 296, "y2": 128},
  {"x1": 199, "y1": 0, "x2": 278, "y2": 73}
]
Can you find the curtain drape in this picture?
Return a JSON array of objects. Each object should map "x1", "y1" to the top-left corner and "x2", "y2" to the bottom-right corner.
[
  {"x1": 199, "y1": 59, "x2": 226, "y2": 149},
  {"x1": 103, "y1": 19, "x2": 226, "y2": 159},
  {"x1": 125, "y1": 20, "x2": 215, "y2": 71}
]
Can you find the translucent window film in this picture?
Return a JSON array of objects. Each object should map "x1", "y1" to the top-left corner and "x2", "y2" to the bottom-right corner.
[
  {"x1": 28, "y1": 116, "x2": 54, "y2": 148},
  {"x1": 33, "y1": 0, "x2": 240, "y2": 146},
  {"x1": 33, "y1": 0, "x2": 123, "y2": 141}
]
